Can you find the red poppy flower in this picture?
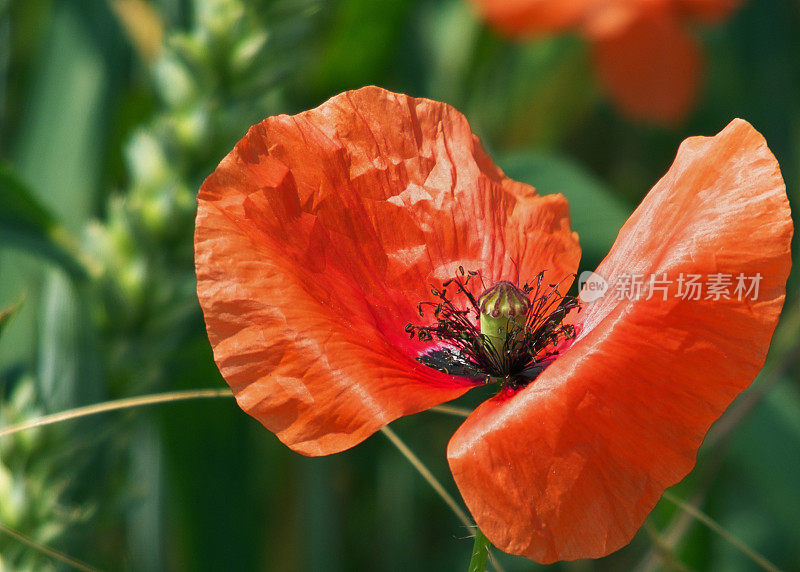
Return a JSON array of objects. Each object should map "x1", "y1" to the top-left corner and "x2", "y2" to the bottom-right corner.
[
  {"x1": 469, "y1": 0, "x2": 739, "y2": 123},
  {"x1": 195, "y1": 86, "x2": 792, "y2": 562}
]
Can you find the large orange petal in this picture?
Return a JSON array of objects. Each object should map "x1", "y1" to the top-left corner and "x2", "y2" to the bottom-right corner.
[
  {"x1": 195, "y1": 87, "x2": 580, "y2": 456},
  {"x1": 591, "y1": 10, "x2": 701, "y2": 124},
  {"x1": 448, "y1": 119, "x2": 792, "y2": 562}
]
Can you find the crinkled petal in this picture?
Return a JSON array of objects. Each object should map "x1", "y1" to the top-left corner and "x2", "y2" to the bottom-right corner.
[
  {"x1": 591, "y1": 10, "x2": 701, "y2": 124},
  {"x1": 196, "y1": 86, "x2": 580, "y2": 456},
  {"x1": 448, "y1": 119, "x2": 792, "y2": 562}
]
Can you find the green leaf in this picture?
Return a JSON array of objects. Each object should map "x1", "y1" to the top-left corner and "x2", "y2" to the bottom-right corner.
[
  {"x1": 307, "y1": 0, "x2": 413, "y2": 96},
  {"x1": 498, "y1": 151, "x2": 632, "y2": 268},
  {"x1": 502, "y1": 37, "x2": 597, "y2": 149},
  {"x1": 0, "y1": 162, "x2": 87, "y2": 279},
  {"x1": 10, "y1": 1, "x2": 123, "y2": 230},
  {"x1": 466, "y1": 35, "x2": 597, "y2": 149},
  {"x1": 37, "y1": 271, "x2": 101, "y2": 409},
  {"x1": 413, "y1": 0, "x2": 480, "y2": 106},
  {"x1": 0, "y1": 162, "x2": 56, "y2": 232}
]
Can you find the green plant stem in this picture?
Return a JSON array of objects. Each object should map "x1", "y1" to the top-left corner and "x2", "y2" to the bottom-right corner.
[
  {"x1": 0, "y1": 377, "x2": 780, "y2": 572},
  {"x1": 661, "y1": 491, "x2": 780, "y2": 572},
  {"x1": 641, "y1": 522, "x2": 693, "y2": 572},
  {"x1": 0, "y1": 389, "x2": 494, "y2": 568},
  {"x1": 380, "y1": 425, "x2": 472, "y2": 529},
  {"x1": 0, "y1": 390, "x2": 470, "y2": 440},
  {"x1": 429, "y1": 404, "x2": 471, "y2": 417},
  {"x1": 380, "y1": 426, "x2": 505, "y2": 572},
  {"x1": 0, "y1": 522, "x2": 99, "y2": 572},
  {"x1": 0, "y1": 388, "x2": 232, "y2": 439},
  {"x1": 0, "y1": 391, "x2": 471, "y2": 534},
  {"x1": 468, "y1": 527, "x2": 490, "y2": 572}
]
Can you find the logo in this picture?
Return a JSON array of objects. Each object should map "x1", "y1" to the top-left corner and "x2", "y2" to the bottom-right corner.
[{"x1": 578, "y1": 271, "x2": 608, "y2": 303}]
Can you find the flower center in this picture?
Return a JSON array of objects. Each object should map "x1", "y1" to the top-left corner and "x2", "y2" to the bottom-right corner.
[{"x1": 406, "y1": 268, "x2": 580, "y2": 390}]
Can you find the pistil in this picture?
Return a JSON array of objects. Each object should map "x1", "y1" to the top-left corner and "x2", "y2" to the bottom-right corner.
[
  {"x1": 407, "y1": 269, "x2": 580, "y2": 389},
  {"x1": 478, "y1": 281, "x2": 530, "y2": 362}
]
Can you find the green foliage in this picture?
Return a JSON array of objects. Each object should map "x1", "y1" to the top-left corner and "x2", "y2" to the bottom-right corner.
[
  {"x1": 0, "y1": 378, "x2": 92, "y2": 572},
  {"x1": 0, "y1": 163, "x2": 87, "y2": 280},
  {"x1": 308, "y1": 0, "x2": 413, "y2": 96},
  {"x1": 499, "y1": 151, "x2": 631, "y2": 268}
]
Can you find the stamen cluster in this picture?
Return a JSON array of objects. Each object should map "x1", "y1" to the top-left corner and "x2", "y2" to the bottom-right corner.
[{"x1": 406, "y1": 267, "x2": 580, "y2": 389}]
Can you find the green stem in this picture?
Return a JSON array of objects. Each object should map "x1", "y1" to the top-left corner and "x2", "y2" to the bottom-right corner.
[
  {"x1": 429, "y1": 404, "x2": 471, "y2": 417},
  {"x1": 0, "y1": 390, "x2": 503, "y2": 570},
  {"x1": 468, "y1": 528, "x2": 490, "y2": 572},
  {"x1": 0, "y1": 388, "x2": 232, "y2": 439},
  {"x1": 662, "y1": 491, "x2": 780, "y2": 572},
  {"x1": 380, "y1": 426, "x2": 472, "y2": 530},
  {"x1": 380, "y1": 426, "x2": 505, "y2": 572},
  {"x1": 0, "y1": 390, "x2": 470, "y2": 441},
  {"x1": 0, "y1": 522, "x2": 99, "y2": 572},
  {"x1": 0, "y1": 388, "x2": 472, "y2": 443}
]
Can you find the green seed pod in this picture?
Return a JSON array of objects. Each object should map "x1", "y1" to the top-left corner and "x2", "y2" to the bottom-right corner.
[{"x1": 478, "y1": 281, "x2": 529, "y2": 358}]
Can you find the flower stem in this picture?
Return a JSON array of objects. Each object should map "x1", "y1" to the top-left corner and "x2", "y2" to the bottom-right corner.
[
  {"x1": 0, "y1": 522, "x2": 99, "y2": 572},
  {"x1": 379, "y1": 425, "x2": 472, "y2": 530},
  {"x1": 0, "y1": 388, "x2": 232, "y2": 439},
  {"x1": 0, "y1": 389, "x2": 473, "y2": 439},
  {"x1": 380, "y1": 426, "x2": 505, "y2": 572},
  {"x1": 468, "y1": 527, "x2": 490, "y2": 572},
  {"x1": 429, "y1": 404, "x2": 471, "y2": 418},
  {"x1": 662, "y1": 491, "x2": 780, "y2": 572},
  {"x1": 0, "y1": 390, "x2": 504, "y2": 570}
]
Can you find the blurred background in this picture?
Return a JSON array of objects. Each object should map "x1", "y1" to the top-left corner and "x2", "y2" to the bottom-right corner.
[{"x1": 1, "y1": 0, "x2": 799, "y2": 570}]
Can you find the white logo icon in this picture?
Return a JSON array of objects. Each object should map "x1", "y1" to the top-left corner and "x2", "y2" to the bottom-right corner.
[{"x1": 578, "y1": 271, "x2": 608, "y2": 303}]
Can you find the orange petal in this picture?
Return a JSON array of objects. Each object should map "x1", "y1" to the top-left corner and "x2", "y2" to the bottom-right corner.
[
  {"x1": 195, "y1": 87, "x2": 580, "y2": 456},
  {"x1": 591, "y1": 10, "x2": 701, "y2": 124},
  {"x1": 469, "y1": 0, "x2": 604, "y2": 36},
  {"x1": 676, "y1": 0, "x2": 740, "y2": 22},
  {"x1": 448, "y1": 119, "x2": 792, "y2": 562}
]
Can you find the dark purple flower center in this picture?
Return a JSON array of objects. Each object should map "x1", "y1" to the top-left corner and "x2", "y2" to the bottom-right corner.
[{"x1": 405, "y1": 268, "x2": 580, "y2": 390}]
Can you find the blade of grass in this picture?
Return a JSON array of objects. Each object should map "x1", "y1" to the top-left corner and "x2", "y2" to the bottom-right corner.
[
  {"x1": 380, "y1": 425, "x2": 471, "y2": 531},
  {"x1": 37, "y1": 271, "x2": 102, "y2": 409},
  {"x1": 0, "y1": 388, "x2": 232, "y2": 439},
  {"x1": 429, "y1": 404, "x2": 471, "y2": 418},
  {"x1": 11, "y1": 2, "x2": 118, "y2": 232},
  {"x1": 0, "y1": 522, "x2": 100, "y2": 572},
  {"x1": 380, "y1": 426, "x2": 505, "y2": 572},
  {"x1": 662, "y1": 491, "x2": 780, "y2": 572}
]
